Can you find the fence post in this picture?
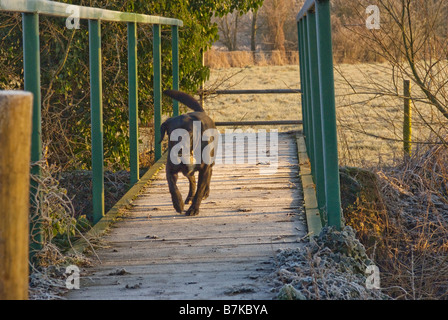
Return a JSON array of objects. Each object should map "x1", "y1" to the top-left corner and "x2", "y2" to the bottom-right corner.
[
  {"x1": 22, "y1": 12, "x2": 42, "y2": 256},
  {"x1": 0, "y1": 91, "x2": 33, "y2": 300},
  {"x1": 89, "y1": 19, "x2": 105, "y2": 224},
  {"x1": 171, "y1": 25, "x2": 179, "y2": 117},
  {"x1": 403, "y1": 79, "x2": 412, "y2": 158},
  {"x1": 127, "y1": 22, "x2": 139, "y2": 185},
  {"x1": 315, "y1": 0, "x2": 342, "y2": 230},
  {"x1": 153, "y1": 24, "x2": 162, "y2": 161}
]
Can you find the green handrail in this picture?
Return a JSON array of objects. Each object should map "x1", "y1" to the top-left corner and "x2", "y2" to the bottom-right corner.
[
  {"x1": 297, "y1": 0, "x2": 342, "y2": 229},
  {"x1": 0, "y1": 0, "x2": 183, "y2": 249}
]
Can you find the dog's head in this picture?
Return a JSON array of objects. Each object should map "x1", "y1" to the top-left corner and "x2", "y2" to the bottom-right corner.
[{"x1": 159, "y1": 116, "x2": 194, "y2": 148}]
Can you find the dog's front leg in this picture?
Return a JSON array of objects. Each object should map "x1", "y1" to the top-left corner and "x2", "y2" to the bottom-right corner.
[
  {"x1": 203, "y1": 168, "x2": 213, "y2": 200},
  {"x1": 185, "y1": 173, "x2": 196, "y2": 204},
  {"x1": 186, "y1": 167, "x2": 211, "y2": 216},
  {"x1": 167, "y1": 171, "x2": 184, "y2": 213}
]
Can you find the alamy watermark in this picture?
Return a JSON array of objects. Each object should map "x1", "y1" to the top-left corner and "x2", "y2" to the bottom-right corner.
[
  {"x1": 168, "y1": 122, "x2": 278, "y2": 175},
  {"x1": 66, "y1": 5, "x2": 80, "y2": 30},
  {"x1": 366, "y1": 5, "x2": 380, "y2": 30},
  {"x1": 65, "y1": 265, "x2": 80, "y2": 290},
  {"x1": 365, "y1": 264, "x2": 381, "y2": 289}
]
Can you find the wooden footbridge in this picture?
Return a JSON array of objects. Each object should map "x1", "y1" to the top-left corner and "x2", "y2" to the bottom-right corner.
[
  {"x1": 0, "y1": 0, "x2": 342, "y2": 300},
  {"x1": 65, "y1": 132, "x2": 311, "y2": 300}
]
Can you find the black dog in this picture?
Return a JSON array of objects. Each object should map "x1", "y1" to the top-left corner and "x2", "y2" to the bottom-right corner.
[{"x1": 160, "y1": 90, "x2": 218, "y2": 216}]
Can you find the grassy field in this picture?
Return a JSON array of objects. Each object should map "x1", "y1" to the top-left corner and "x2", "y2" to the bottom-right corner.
[{"x1": 204, "y1": 64, "x2": 448, "y2": 168}]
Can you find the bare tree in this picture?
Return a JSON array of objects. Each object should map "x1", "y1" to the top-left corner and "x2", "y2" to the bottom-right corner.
[{"x1": 217, "y1": 10, "x2": 240, "y2": 51}]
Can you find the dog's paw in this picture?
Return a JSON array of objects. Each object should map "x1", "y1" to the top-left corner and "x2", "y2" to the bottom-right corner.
[
  {"x1": 173, "y1": 202, "x2": 184, "y2": 214},
  {"x1": 185, "y1": 207, "x2": 199, "y2": 216}
]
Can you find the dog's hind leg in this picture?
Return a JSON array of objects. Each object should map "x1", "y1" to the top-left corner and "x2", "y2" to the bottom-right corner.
[
  {"x1": 167, "y1": 171, "x2": 184, "y2": 213},
  {"x1": 186, "y1": 167, "x2": 211, "y2": 216},
  {"x1": 185, "y1": 173, "x2": 196, "y2": 204},
  {"x1": 203, "y1": 168, "x2": 213, "y2": 200}
]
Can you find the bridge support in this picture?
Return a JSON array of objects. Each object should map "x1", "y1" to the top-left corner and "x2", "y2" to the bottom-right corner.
[{"x1": 0, "y1": 91, "x2": 33, "y2": 300}]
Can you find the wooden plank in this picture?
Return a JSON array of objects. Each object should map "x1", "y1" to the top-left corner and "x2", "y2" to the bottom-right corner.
[{"x1": 296, "y1": 133, "x2": 322, "y2": 237}]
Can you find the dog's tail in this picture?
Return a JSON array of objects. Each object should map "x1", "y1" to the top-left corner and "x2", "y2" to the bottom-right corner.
[{"x1": 163, "y1": 90, "x2": 204, "y2": 112}]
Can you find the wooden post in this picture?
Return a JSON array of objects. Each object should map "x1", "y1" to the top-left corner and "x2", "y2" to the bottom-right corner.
[
  {"x1": 403, "y1": 79, "x2": 412, "y2": 158},
  {"x1": 0, "y1": 91, "x2": 33, "y2": 300}
]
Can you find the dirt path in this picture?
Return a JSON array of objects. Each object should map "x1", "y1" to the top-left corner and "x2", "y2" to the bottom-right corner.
[{"x1": 65, "y1": 132, "x2": 307, "y2": 300}]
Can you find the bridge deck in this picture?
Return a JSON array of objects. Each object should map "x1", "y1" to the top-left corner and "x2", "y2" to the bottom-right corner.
[{"x1": 65, "y1": 131, "x2": 308, "y2": 300}]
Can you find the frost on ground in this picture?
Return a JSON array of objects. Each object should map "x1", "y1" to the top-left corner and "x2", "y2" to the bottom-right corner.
[{"x1": 273, "y1": 226, "x2": 391, "y2": 300}]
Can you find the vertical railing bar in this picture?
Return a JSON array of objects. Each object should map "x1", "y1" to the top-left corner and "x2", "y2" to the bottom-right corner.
[
  {"x1": 297, "y1": 21, "x2": 306, "y2": 136},
  {"x1": 306, "y1": 10, "x2": 326, "y2": 224},
  {"x1": 153, "y1": 24, "x2": 162, "y2": 161},
  {"x1": 88, "y1": 19, "x2": 105, "y2": 225},
  {"x1": 302, "y1": 16, "x2": 313, "y2": 167},
  {"x1": 315, "y1": 0, "x2": 342, "y2": 229},
  {"x1": 127, "y1": 21, "x2": 139, "y2": 186},
  {"x1": 171, "y1": 25, "x2": 179, "y2": 117},
  {"x1": 300, "y1": 20, "x2": 308, "y2": 151},
  {"x1": 304, "y1": 19, "x2": 311, "y2": 155},
  {"x1": 23, "y1": 12, "x2": 43, "y2": 256},
  {"x1": 305, "y1": 15, "x2": 317, "y2": 180}
]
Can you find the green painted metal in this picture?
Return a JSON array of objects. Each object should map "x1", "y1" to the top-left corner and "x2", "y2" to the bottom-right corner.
[
  {"x1": 302, "y1": 18, "x2": 313, "y2": 164},
  {"x1": 127, "y1": 22, "x2": 139, "y2": 186},
  {"x1": 0, "y1": 0, "x2": 183, "y2": 26},
  {"x1": 296, "y1": 0, "x2": 342, "y2": 230},
  {"x1": 23, "y1": 12, "x2": 42, "y2": 255},
  {"x1": 171, "y1": 25, "x2": 180, "y2": 117},
  {"x1": 297, "y1": 22, "x2": 307, "y2": 143},
  {"x1": 306, "y1": 11, "x2": 326, "y2": 225},
  {"x1": 297, "y1": 0, "x2": 316, "y2": 20},
  {"x1": 153, "y1": 24, "x2": 162, "y2": 161},
  {"x1": 297, "y1": 22, "x2": 304, "y2": 132},
  {"x1": 89, "y1": 19, "x2": 105, "y2": 225},
  {"x1": 315, "y1": 0, "x2": 342, "y2": 229}
]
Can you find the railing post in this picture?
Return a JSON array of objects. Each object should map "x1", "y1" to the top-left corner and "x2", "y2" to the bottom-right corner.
[
  {"x1": 153, "y1": 24, "x2": 162, "y2": 161},
  {"x1": 315, "y1": 0, "x2": 342, "y2": 229},
  {"x1": 302, "y1": 16, "x2": 314, "y2": 168},
  {"x1": 127, "y1": 22, "x2": 139, "y2": 185},
  {"x1": 0, "y1": 91, "x2": 33, "y2": 300},
  {"x1": 23, "y1": 12, "x2": 42, "y2": 256},
  {"x1": 297, "y1": 21, "x2": 306, "y2": 137},
  {"x1": 89, "y1": 19, "x2": 105, "y2": 224},
  {"x1": 306, "y1": 10, "x2": 326, "y2": 224},
  {"x1": 171, "y1": 25, "x2": 179, "y2": 117}
]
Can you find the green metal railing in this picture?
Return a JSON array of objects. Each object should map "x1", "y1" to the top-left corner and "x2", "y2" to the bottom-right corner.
[
  {"x1": 297, "y1": 0, "x2": 342, "y2": 229},
  {"x1": 0, "y1": 0, "x2": 183, "y2": 248}
]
